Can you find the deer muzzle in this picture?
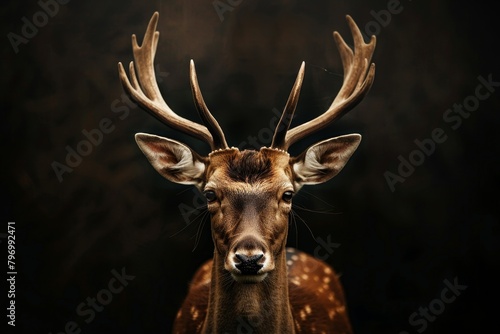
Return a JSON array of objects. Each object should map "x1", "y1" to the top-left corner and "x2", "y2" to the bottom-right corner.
[{"x1": 226, "y1": 236, "x2": 273, "y2": 283}]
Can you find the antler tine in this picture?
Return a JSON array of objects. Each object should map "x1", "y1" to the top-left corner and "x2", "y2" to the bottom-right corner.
[
  {"x1": 332, "y1": 15, "x2": 375, "y2": 101},
  {"x1": 270, "y1": 61, "x2": 305, "y2": 149},
  {"x1": 190, "y1": 60, "x2": 228, "y2": 149},
  {"x1": 282, "y1": 15, "x2": 376, "y2": 150},
  {"x1": 118, "y1": 12, "x2": 220, "y2": 150}
]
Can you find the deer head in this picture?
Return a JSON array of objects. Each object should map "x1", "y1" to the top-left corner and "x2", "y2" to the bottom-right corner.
[{"x1": 118, "y1": 11, "x2": 375, "y2": 333}]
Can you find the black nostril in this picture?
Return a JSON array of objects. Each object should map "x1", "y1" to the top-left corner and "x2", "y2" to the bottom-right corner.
[{"x1": 235, "y1": 254, "x2": 264, "y2": 275}]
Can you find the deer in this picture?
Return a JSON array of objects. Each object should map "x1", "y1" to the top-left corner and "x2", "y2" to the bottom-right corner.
[{"x1": 118, "y1": 11, "x2": 375, "y2": 334}]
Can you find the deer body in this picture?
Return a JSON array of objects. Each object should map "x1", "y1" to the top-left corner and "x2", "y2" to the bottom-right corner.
[
  {"x1": 118, "y1": 11, "x2": 375, "y2": 334},
  {"x1": 175, "y1": 248, "x2": 352, "y2": 333}
]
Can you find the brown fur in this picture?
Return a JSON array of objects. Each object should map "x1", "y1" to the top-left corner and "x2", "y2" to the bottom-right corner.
[{"x1": 226, "y1": 150, "x2": 274, "y2": 183}]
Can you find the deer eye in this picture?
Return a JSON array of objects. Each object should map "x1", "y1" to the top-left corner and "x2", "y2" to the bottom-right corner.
[
  {"x1": 282, "y1": 191, "x2": 294, "y2": 203},
  {"x1": 204, "y1": 190, "x2": 217, "y2": 203}
]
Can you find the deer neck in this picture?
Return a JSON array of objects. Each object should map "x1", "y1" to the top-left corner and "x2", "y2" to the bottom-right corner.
[{"x1": 202, "y1": 249, "x2": 295, "y2": 334}]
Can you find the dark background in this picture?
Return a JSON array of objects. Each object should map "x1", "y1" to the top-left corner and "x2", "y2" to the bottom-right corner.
[{"x1": 2, "y1": 0, "x2": 499, "y2": 333}]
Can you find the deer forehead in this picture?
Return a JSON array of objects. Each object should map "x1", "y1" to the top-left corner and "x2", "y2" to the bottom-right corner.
[{"x1": 205, "y1": 148, "x2": 294, "y2": 190}]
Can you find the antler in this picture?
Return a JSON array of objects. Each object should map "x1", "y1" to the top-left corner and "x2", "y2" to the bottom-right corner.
[
  {"x1": 271, "y1": 15, "x2": 376, "y2": 150},
  {"x1": 118, "y1": 12, "x2": 228, "y2": 150}
]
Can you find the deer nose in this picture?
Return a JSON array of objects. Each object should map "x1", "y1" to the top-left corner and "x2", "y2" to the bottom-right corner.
[{"x1": 234, "y1": 254, "x2": 264, "y2": 275}]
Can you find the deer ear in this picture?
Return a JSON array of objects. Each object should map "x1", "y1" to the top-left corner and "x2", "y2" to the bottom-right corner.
[
  {"x1": 135, "y1": 133, "x2": 206, "y2": 187},
  {"x1": 291, "y1": 134, "x2": 361, "y2": 188}
]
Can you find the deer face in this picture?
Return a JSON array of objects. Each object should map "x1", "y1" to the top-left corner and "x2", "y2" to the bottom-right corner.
[
  {"x1": 135, "y1": 135, "x2": 361, "y2": 284},
  {"x1": 203, "y1": 149, "x2": 293, "y2": 283}
]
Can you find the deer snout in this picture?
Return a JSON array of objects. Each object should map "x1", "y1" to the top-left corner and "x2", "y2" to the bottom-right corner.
[{"x1": 226, "y1": 237, "x2": 273, "y2": 283}]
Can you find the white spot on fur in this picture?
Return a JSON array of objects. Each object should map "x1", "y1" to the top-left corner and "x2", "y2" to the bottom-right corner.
[
  {"x1": 336, "y1": 305, "x2": 346, "y2": 313},
  {"x1": 295, "y1": 319, "x2": 301, "y2": 331},
  {"x1": 190, "y1": 306, "x2": 198, "y2": 319}
]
